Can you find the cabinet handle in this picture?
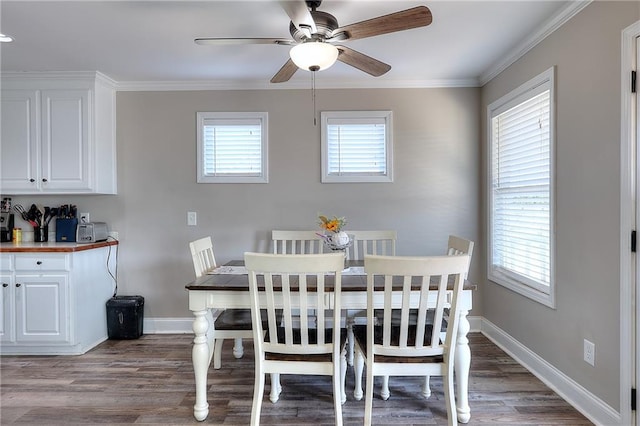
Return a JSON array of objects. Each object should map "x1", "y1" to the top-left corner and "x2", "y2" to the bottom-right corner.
[
  {"x1": 29, "y1": 178, "x2": 35, "y2": 183},
  {"x1": 2, "y1": 283, "x2": 8, "y2": 288},
  {"x1": 36, "y1": 261, "x2": 42, "y2": 265},
  {"x1": 16, "y1": 283, "x2": 21, "y2": 287},
  {"x1": 42, "y1": 178, "x2": 48, "y2": 183}
]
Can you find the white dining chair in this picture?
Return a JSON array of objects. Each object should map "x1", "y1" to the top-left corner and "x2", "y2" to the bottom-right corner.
[
  {"x1": 244, "y1": 252, "x2": 347, "y2": 426},
  {"x1": 346, "y1": 230, "x2": 397, "y2": 262},
  {"x1": 189, "y1": 236, "x2": 253, "y2": 369},
  {"x1": 378, "y1": 235, "x2": 475, "y2": 400},
  {"x1": 271, "y1": 229, "x2": 328, "y2": 362},
  {"x1": 353, "y1": 254, "x2": 471, "y2": 426},
  {"x1": 344, "y1": 230, "x2": 397, "y2": 366},
  {"x1": 446, "y1": 235, "x2": 475, "y2": 268},
  {"x1": 271, "y1": 230, "x2": 325, "y2": 254}
]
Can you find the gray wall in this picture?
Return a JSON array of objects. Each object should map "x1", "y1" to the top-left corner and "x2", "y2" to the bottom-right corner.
[
  {"x1": 12, "y1": 87, "x2": 479, "y2": 318},
  {"x1": 480, "y1": 1, "x2": 639, "y2": 410}
]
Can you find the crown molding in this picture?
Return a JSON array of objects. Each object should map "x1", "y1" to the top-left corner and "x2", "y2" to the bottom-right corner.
[
  {"x1": 114, "y1": 77, "x2": 480, "y2": 92},
  {"x1": 1, "y1": 70, "x2": 118, "y2": 89},
  {"x1": 479, "y1": 0, "x2": 592, "y2": 86}
]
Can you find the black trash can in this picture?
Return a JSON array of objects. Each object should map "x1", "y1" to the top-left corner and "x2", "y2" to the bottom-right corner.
[{"x1": 106, "y1": 296, "x2": 144, "y2": 339}]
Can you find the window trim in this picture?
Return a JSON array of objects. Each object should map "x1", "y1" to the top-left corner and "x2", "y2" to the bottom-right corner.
[
  {"x1": 486, "y1": 66, "x2": 556, "y2": 308},
  {"x1": 320, "y1": 110, "x2": 393, "y2": 183},
  {"x1": 196, "y1": 111, "x2": 268, "y2": 184}
]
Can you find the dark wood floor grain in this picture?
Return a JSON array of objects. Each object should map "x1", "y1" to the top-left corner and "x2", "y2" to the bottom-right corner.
[{"x1": 0, "y1": 333, "x2": 592, "y2": 425}]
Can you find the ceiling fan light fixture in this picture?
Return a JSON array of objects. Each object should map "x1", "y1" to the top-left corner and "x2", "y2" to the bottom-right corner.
[{"x1": 289, "y1": 41, "x2": 338, "y2": 72}]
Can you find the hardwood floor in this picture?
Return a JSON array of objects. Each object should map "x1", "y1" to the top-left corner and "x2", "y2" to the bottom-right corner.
[{"x1": 0, "y1": 333, "x2": 592, "y2": 425}]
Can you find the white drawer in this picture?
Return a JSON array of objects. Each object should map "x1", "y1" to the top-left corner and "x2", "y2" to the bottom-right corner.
[
  {"x1": 0, "y1": 254, "x2": 13, "y2": 271},
  {"x1": 14, "y1": 254, "x2": 70, "y2": 271}
]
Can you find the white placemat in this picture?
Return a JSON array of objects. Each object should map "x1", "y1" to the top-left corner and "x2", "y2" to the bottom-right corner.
[
  {"x1": 207, "y1": 266, "x2": 248, "y2": 275},
  {"x1": 207, "y1": 265, "x2": 364, "y2": 275},
  {"x1": 342, "y1": 266, "x2": 364, "y2": 275}
]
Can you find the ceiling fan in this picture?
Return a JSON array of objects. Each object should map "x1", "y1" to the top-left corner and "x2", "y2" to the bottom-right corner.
[{"x1": 195, "y1": 0, "x2": 432, "y2": 83}]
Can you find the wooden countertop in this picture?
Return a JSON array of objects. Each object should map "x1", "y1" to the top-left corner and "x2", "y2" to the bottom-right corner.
[{"x1": 0, "y1": 240, "x2": 118, "y2": 253}]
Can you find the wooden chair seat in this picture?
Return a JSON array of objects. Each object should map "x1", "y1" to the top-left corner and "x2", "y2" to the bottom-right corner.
[
  {"x1": 352, "y1": 325, "x2": 444, "y2": 364},
  {"x1": 214, "y1": 308, "x2": 253, "y2": 329},
  {"x1": 266, "y1": 327, "x2": 348, "y2": 346},
  {"x1": 266, "y1": 329, "x2": 348, "y2": 362},
  {"x1": 215, "y1": 308, "x2": 278, "y2": 330},
  {"x1": 375, "y1": 309, "x2": 448, "y2": 331}
]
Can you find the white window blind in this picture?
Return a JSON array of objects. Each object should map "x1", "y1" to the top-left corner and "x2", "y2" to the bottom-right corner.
[
  {"x1": 321, "y1": 111, "x2": 393, "y2": 183},
  {"x1": 488, "y1": 67, "x2": 555, "y2": 307},
  {"x1": 196, "y1": 112, "x2": 268, "y2": 183}
]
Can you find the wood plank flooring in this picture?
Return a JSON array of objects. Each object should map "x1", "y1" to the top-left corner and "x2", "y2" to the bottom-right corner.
[{"x1": 0, "y1": 333, "x2": 592, "y2": 425}]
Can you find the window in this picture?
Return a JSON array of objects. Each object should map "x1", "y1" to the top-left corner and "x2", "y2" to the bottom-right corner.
[
  {"x1": 321, "y1": 111, "x2": 393, "y2": 183},
  {"x1": 196, "y1": 112, "x2": 268, "y2": 183},
  {"x1": 487, "y1": 67, "x2": 555, "y2": 307}
]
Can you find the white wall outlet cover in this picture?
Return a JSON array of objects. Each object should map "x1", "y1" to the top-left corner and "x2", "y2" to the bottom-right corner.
[{"x1": 187, "y1": 211, "x2": 197, "y2": 226}]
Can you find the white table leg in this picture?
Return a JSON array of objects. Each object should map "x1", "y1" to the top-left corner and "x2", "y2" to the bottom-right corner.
[
  {"x1": 353, "y1": 348, "x2": 364, "y2": 400},
  {"x1": 455, "y1": 309, "x2": 471, "y2": 424},
  {"x1": 192, "y1": 309, "x2": 211, "y2": 421}
]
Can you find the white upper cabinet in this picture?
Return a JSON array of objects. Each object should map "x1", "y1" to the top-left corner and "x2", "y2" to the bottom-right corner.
[{"x1": 1, "y1": 72, "x2": 117, "y2": 194}]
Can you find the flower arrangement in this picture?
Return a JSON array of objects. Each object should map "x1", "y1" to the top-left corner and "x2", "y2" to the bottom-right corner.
[
  {"x1": 318, "y1": 214, "x2": 347, "y2": 233},
  {"x1": 317, "y1": 214, "x2": 351, "y2": 251}
]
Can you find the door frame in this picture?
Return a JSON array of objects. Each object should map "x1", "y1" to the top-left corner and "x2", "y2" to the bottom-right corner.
[{"x1": 621, "y1": 20, "x2": 640, "y2": 426}]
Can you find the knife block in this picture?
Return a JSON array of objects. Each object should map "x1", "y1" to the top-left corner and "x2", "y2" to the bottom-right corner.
[{"x1": 55, "y1": 218, "x2": 78, "y2": 242}]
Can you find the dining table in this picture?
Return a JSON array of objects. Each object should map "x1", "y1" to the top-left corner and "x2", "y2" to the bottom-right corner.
[{"x1": 185, "y1": 260, "x2": 476, "y2": 423}]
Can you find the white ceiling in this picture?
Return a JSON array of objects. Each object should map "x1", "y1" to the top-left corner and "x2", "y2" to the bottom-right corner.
[{"x1": 0, "y1": 1, "x2": 586, "y2": 90}]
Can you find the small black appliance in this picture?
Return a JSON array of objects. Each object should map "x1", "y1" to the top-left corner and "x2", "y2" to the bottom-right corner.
[{"x1": 0, "y1": 213, "x2": 14, "y2": 242}]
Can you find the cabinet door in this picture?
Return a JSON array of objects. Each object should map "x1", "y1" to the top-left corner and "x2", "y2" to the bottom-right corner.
[
  {"x1": 0, "y1": 90, "x2": 39, "y2": 192},
  {"x1": 41, "y1": 89, "x2": 91, "y2": 191},
  {"x1": 0, "y1": 273, "x2": 15, "y2": 343},
  {"x1": 14, "y1": 274, "x2": 70, "y2": 343}
]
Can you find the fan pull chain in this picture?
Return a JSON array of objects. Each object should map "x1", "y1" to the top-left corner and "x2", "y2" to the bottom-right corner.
[{"x1": 312, "y1": 71, "x2": 317, "y2": 126}]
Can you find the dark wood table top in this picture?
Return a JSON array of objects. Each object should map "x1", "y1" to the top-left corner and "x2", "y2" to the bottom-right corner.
[{"x1": 186, "y1": 260, "x2": 476, "y2": 292}]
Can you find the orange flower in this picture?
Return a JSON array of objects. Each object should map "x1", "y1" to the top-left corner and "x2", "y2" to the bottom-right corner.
[{"x1": 318, "y1": 214, "x2": 346, "y2": 233}]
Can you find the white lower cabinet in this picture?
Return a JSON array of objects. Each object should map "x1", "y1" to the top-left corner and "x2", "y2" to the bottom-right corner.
[
  {"x1": 14, "y1": 274, "x2": 69, "y2": 343},
  {"x1": 0, "y1": 271, "x2": 15, "y2": 343},
  {"x1": 0, "y1": 246, "x2": 116, "y2": 354}
]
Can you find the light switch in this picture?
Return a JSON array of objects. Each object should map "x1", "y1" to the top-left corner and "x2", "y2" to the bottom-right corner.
[{"x1": 187, "y1": 211, "x2": 197, "y2": 226}]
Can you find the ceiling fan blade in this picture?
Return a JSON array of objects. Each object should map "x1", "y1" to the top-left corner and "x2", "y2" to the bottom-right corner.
[
  {"x1": 271, "y1": 59, "x2": 299, "y2": 83},
  {"x1": 279, "y1": 0, "x2": 316, "y2": 38},
  {"x1": 332, "y1": 6, "x2": 432, "y2": 42},
  {"x1": 336, "y1": 45, "x2": 391, "y2": 77},
  {"x1": 195, "y1": 38, "x2": 294, "y2": 46}
]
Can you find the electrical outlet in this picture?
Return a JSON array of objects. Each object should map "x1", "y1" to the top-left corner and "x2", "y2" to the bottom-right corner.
[
  {"x1": 584, "y1": 339, "x2": 595, "y2": 366},
  {"x1": 187, "y1": 211, "x2": 197, "y2": 226},
  {"x1": 80, "y1": 212, "x2": 90, "y2": 223}
]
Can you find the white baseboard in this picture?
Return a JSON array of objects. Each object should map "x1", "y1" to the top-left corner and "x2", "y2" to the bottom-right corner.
[
  {"x1": 480, "y1": 318, "x2": 621, "y2": 426},
  {"x1": 144, "y1": 314, "x2": 484, "y2": 335},
  {"x1": 142, "y1": 315, "x2": 620, "y2": 425},
  {"x1": 143, "y1": 317, "x2": 196, "y2": 334}
]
